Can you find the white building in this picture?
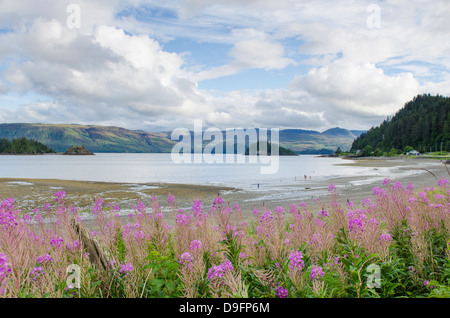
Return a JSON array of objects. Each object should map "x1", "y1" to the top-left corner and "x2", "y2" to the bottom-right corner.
[{"x1": 407, "y1": 150, "x2": 420, "y2": 156}]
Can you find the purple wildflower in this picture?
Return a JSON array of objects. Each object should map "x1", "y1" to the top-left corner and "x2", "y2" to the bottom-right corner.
[
  {"x1": 438, "y1": 179, "x2": 449, "y2": 187},
  {"x1": 0, "y1": 253, "x2": 12, "y2": 280},
  {"x1": 119, "y1": 263, "x2": 133, "y2": 276},
  {"x1": 49, "y1": 236, "x2": 64, "y2": 249},
  {"x1": 176, "y1": 213, "x2": 191, "y2": 225},
  {"x1": 29, "y1": 266, "x2": 45, "y2": 282},
  {"x1": 379, "y1": 233, "x2": 392, "y2": 242},
  {"x1": 189, "y1": 240, "x2": 202, "y2": 251},
  {"x1": 288, "y1": 251, "x2": 305, "y2": 271},
  {"x1": 318, "y1": 209, "x2": 329, "y2": 217},
  {"x1": 310, "y1": 266, "x2": 325, "y2": 281},
  {"x1": 179, "y1": 252, "x2": 193, "y2": 267},
  {"x1": 37, "y1": 253, "x2": 53, "y2": 264},
  {"x1": 274, "y1": 286, "x2": 288, "y2": 298},
  {"x1": 207, "y1": 260, "x2": 233, "y2": 280},
  {"x1": 54, "y1": 191, "x2": 66, "y2": 203}
]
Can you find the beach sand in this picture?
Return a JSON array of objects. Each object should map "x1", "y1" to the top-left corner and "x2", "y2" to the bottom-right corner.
[{"x1": 1, "y1": 157, "x2": 448, "y2": 226}]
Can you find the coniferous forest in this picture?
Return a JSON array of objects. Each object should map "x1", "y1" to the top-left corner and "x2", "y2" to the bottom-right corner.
[
  {"x1": 0, "y1": 137, "x2": 56, "y2": 154},
  {"x1": 350, "y1": 94, "x2": 450, "y2": 156}
]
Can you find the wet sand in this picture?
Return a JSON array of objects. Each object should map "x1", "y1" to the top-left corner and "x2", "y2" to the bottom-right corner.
[{"x1": 1, "y1": 157, "x2": 448, "y2": 223}]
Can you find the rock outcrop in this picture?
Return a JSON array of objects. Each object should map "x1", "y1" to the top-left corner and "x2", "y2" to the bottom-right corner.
[{"x1": 63, "y1": 145, "x2": 94, "y2": 155}]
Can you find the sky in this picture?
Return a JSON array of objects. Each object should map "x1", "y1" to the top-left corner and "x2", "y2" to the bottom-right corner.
[{"x1": 0, "y1": 0, "x2": 449, "y2": 132}]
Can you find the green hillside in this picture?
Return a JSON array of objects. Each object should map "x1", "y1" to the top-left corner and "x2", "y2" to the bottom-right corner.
[
  {"x1": 351, "y1": 94, "x2": 450, "y2": 155},
  {"x1": 0, "y1": 123, "x2": 361, "y2": 154},
  {"x1": 0, "y1": 123, "x2": 175, "y2": 153}
]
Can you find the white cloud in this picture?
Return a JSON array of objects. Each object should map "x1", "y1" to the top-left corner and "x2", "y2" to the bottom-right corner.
[{"x1": 0, "y1": 0, "x2": 449, "y2": 132}]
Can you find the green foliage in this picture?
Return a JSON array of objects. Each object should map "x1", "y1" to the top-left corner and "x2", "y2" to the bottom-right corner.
[
  {"x1": 114, "y1": 227, "x2": 126, "y2": 264},
  {"x1": 335, "y1": 229, "x2": 380, "y2": 298},
  {"x1": 219, "y1": 230, "x2": 244, "y2": 267},
  {"x1": 0, "y1": 137, "x2": 55, "y2": 154},
  {"x1": 142, "y1": 246, "x2": 182, "y2": 298},
  {"x1": 351, "y1": 94, "x2": 450, "y2": 154}
]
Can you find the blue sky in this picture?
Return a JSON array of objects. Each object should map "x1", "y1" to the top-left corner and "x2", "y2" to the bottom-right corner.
[{"x1": 0, "y1": 0, "x2": 449, "y2": 132}]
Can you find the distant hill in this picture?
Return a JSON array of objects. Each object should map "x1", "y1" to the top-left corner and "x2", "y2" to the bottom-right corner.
[
  {"x1": 0, "y1": 123, "x2": 175, "y2": 153},
  {"x1": 0, "y1": 123, "x2": 363, "y2": 154},
  {"x1": 351, "y1": 94, "x2": 450, "y2": 155},
  {"x1": 279, "y1": 128, "x2": 361, "y2": 154}
]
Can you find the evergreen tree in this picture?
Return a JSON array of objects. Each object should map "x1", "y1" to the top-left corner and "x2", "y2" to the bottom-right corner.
[{"x1": 350, "y1": 94, "x2": 450, "y2": 155}]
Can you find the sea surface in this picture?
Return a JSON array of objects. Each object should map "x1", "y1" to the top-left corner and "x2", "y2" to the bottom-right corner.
[{"x1": 0, "y1": 153, "x2": 415, "y2": 191}]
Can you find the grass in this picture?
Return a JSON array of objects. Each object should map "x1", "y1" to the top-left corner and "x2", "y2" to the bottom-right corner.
[{"x1": 0, "y1": 178, "x2": 449, "y2": 298}]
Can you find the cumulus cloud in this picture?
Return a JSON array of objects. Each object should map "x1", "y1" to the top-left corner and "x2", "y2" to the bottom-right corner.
[{"x1": 0, "y1": 0, "x2": 449, "y2": 132}]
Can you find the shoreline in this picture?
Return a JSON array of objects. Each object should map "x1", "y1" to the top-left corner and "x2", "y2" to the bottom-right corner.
[{"x1": 1, "y1": 157, "x2": 448, "y2": 221}]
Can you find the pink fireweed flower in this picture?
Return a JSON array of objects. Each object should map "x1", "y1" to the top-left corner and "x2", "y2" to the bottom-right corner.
[
  {"x1": 168, "y1": 193, "x2": 175, "y2": 204},
  {"x1": 418, "y1": 192, "x2": 428, "y2": 203},
  {"x1": 434, "y1": 194, "x2": 445, "y2": 200},
  {"x1": 438, "y1": 178, "x2": 449, "y2": 187},
  {"x1": 29, "y1": 266, "x2": 45, "y2": 282},
  {"x1": 119, "y1": 263, "x2": 133, "y2": 276},
  {"x1": 134, "y1": 200, "x2": 146, "y2": 213},
  {"x1": 49, "y1": 236, "x2": 64, "y2": 249},
  {"x1": 213, "y1": 196, "x2": 224, "y2": 206},
  {"x1": 176, "y1": 213, "x2": 190, "y2": 225},
  {"x1": 289, "y1": 204, "x2": 297, "y2": 214},
  {"x1": 379, "y1": 233, "x2": 392, "y2": 242},
  {"x1": 393, "y1": 181, "x2": 402, "y2": 190},
  {"x1": 318, "y1": 209, "x2": 329, "y2": 217},
  {"x1": 383, "y1": 178, "x2": 391, "y2": 186},
  {"x1": 189, "y1": 240, "x2": 202, "y2": 251},
  {"x1": 252, "y1": 207, "x2": 259, "y2": 217},
  {"x1": 274, "y1": 206, "x2": 284, "y2": 215},
  {"x1": 328, "y1": 184, "x2": 336, "y2": 192},
  {"x1": 310, "y1": 266, "x2": 325, "y2": 281},
  {"x1": 207, "y1": 260, "x2": 233, "y2": 280},
  {"x1": 134, "y1": 230, "x2": 146, "y2": 240},
  {"x1": 66, "y1": 240, "x2": 81, "y2": 251},
  {"x1": 54, "y1": 190, "x2": 65, "y2": 203},
  {"x1": 0, "y1": 253, "x2": 12, "y2": 280},
  {"x1": 0, "y1": 201, "x2": 19, "y2": 227},
  {"x1": 423, "y1": 280, "x2": 436, "y2": 289},
  {"x1": 92, "y1": 198, "x2": 104, "y2": 214},
  {"x1": 274, "y1": 286, "x2": 288, "y2": 298},
  {"x1": 334, "y1": 256, "x2": 340, "y2": 265},
  {"x1": 288, "y1": 251, "x2": 305, "y2": 271},
  {"x1": 406, "y1": 183, "x2": 414, "y2": 191},
  {"x1": 179, "y1": 252, "x2": 193, "y2": 267},
  {"x1": 259, "y1": 210, "x2": 273, "y2": 223},
  {"x1": 37, "y1": 254, "x2": 53, "y2": 264}
]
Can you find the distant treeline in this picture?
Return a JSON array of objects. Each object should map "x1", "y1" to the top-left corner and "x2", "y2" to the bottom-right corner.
[
  {"x1": 351, "y1": 94, "x2": 450, "y2": 156},
  {"x1": 0, "y1": 137, "x2": 56, "y2": 154}
]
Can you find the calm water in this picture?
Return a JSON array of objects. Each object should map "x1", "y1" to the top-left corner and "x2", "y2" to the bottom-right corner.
[{"x1": 0, "y1": 153, "x2": 408, "y2": 191}]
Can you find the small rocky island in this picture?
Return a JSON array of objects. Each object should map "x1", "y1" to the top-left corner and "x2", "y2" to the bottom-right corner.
[{"x1": 63, "y1": 146, "x2": 95, "y2": 155}]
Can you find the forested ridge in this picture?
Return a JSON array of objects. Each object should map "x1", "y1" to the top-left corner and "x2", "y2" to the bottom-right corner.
[
  {"x1": 0, "y1": 137, "x2": 56, "y2": 154},
  {"x1": 350, "y1": 94, "x2": 450, "y2": 156}
]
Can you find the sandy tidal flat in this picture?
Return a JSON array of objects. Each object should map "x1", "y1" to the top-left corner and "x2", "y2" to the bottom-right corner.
[{"x1": 0, "y1": 157, "x2": 448, "y2": 221}]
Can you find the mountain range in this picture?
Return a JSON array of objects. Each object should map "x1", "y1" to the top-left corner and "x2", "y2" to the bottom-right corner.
[{"x1": 0, "y1": 123, "x2": 364, "y2": 154}]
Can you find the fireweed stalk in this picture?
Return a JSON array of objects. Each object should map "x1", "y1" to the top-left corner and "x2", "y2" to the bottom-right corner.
[{"x1": 0, "y1": 178, "x2": 448, "y2": 298}]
